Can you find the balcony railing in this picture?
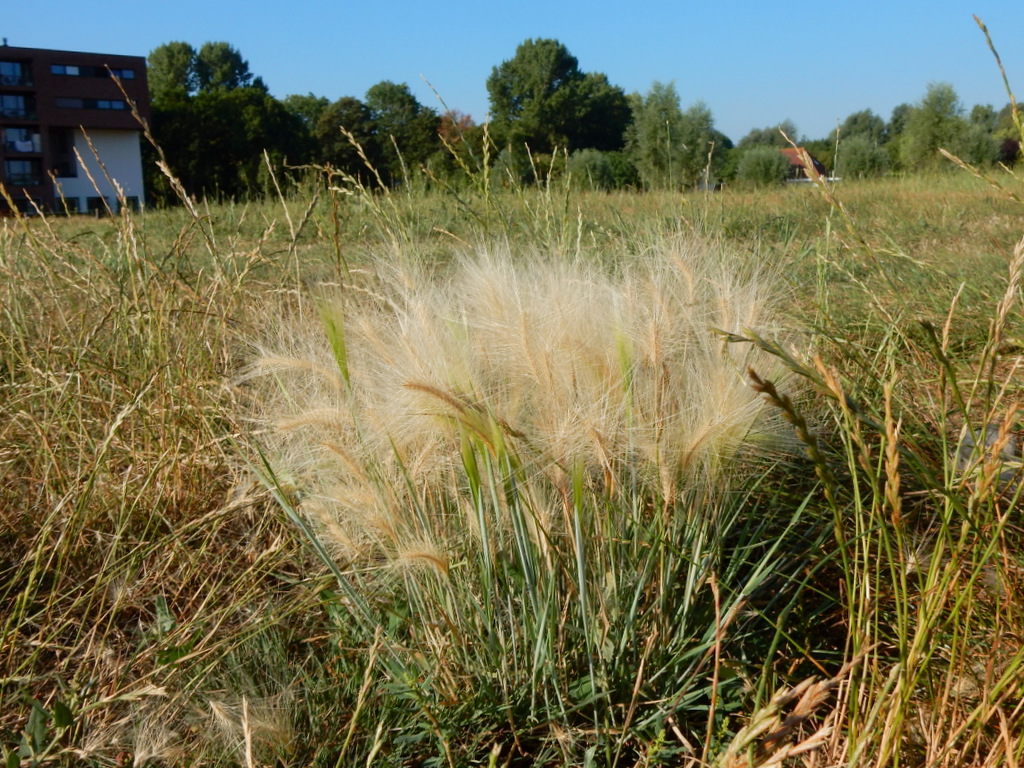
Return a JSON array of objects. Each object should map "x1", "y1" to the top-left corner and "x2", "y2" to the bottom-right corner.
[
  {"x1": 5, "y1": 172, "x2": 43, "y2": 186},
  {"x1": 0, "y1": 74, "x2": 34, "y2": 87},
  {"x1": 4, "y1": 140, "x2": 39, "y2": 153},
  {"x1": 1, "y1": 108, "x2": 38, "y2": 120}
]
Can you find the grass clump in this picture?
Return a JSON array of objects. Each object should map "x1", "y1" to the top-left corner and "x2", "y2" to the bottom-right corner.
[{"x1": 242, "y1": 231, "x2": 823, "y2": 765}]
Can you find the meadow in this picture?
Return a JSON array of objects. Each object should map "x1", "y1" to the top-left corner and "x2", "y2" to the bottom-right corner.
[{"x1": 1, "y1": 163, "x2": 1023, "y2": 767}]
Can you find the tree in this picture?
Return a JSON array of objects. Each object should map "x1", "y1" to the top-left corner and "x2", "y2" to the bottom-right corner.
[
  {"x1": 314, "y1": 96, "x2": 381, "y2": 177},
  {"x1": 569, "y1": 72, "x2": 632, "y2": 152},
  {"x1": 900, "y1": 83, "x2": 972, "y2": 171},
  {"x1": 829, "y1": 109, "x2": 886, "y2": 145},
  {"x1": 486, "y1": 39, "x2": 629, "y2": 157},
  {"x1": 835, "y1": 135, "x2": 889, "y2": 178},
  {"x1": 625, "y1": 83, "x2": 723, "y2": 189},
  {"x1": 147, "y1": 42, "x2": 198, "y2": 104},
  {"x1": 282, "y1": 93, "x2": 330, "y2": 129},
  {"x1": 970, "y1": 103, "x2": 998, "y2": 133},
  {"x1": 887, "y1": 103, "x2": 912, "y2": 139},
  {"x1": 195, "y1": 42, "x2": 253, "y2": 92},
  {"x1": 146, "y1": 41, "x2": 312, "y2": 202},
  {"x1": 738, "y1": 120, "x2": 800, "y2": 148},
  {"x1": 365, "y1": 81, "x2": 440, "y2": 180}
]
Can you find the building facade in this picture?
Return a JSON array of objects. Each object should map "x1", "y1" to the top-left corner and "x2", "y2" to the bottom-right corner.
[{"x1": 0, "y1": 45, "x2": 150, "y2": 214}]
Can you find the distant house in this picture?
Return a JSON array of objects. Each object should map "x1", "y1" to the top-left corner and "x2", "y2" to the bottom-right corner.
[
  {"x1": 0, "y1": 44, "x2": 149, "y2": 214},
  {"x1": 780, "y1": 147, "x2": 828, "y2": 181}
]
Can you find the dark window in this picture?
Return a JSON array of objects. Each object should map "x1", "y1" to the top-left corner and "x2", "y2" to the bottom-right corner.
[
  {"x1": 4, "y1": 159, "x2": 43, "y2": 186},
  {"x1": 0, "y1": 60, "x2": 32, "y2": 86},
  {"x1": 86, "y1": 196, "x2": 108, "y2": 215},
  {"x1": 1, "y1": 93, "x2": 34, "y2": 119},
  {"x1": 3, "y1": 127, "x2": 39, "y2": 153},
  {"x1": 13, "y1": 197, "x2": 42, "y2": 214},
  {"x1": 52, "y1": 63, "x2": 134, "y2": 80},
  {"x1": 55, "y1": 97, "x2": 126, "y2": 110},
  {"x1": 58, "y1": 196, "x2": 80, "y2": 214}
]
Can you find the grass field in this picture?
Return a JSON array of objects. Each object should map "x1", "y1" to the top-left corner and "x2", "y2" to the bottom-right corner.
[{"x1": 2, "y1": 163, "x2": 1023, "y2": 767}]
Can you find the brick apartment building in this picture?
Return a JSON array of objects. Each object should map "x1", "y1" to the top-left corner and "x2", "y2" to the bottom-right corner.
[{"x1": 0, "y1": 44, "x2": 149, "y2": 214}]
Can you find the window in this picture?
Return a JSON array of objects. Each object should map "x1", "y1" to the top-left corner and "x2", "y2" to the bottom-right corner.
[
  {"x1": 0, "y1": 61, "x2": 31, "y2": 86},
  {"x1": 57, "y1": 196, "x2": 80, "y2": 214},
  {"x1": 86, "y1": 196, "x2": 109, "y2": 215},
  {"x1": 4, "y1": 159, "x2": 43, "y2": 186},
  {"x1": 55, "y1": 97, "x2": 126, "y2": 110},
  {"x1": 51, "y1": 63, "x2": 134, "y2": 80},
  {"x1": 3, "y1": 127, "x2": 38, "y2": 153},
  {"x1": 53, "y1": 161, "x2": 77, "y2": 178},
  {"x1": 1, "y1": 93, "x2": 33, "y2": 119}
]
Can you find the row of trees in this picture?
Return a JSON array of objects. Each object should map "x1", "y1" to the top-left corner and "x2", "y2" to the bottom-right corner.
[{"x1": 144, "y1": 39, "x2": 1021, "y2": 202}]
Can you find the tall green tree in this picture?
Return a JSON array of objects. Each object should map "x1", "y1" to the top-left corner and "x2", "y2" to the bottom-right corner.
[
  {"x1": 147, "y1": 41, "x2": 198, "y2": 105},
  {"x1": 570, "y1": 72, "x2": 632, "y2": 152},
  {"x1": 314, "y1": 96, "x2": 381, "y2": 178},
  {"x1": 486, "y1": 39, "x2": 629, "y2": 157},
  {"x1": 626, "y1": 83, "x2": 722, "y2": 189},
  {"x1": 365, "y1": 81, "x2": 440, "y2": 181},
  {"x1": 737, "y1": 120, "x2": 800, "y2": 148},
  {"x1": 282, "y1": 93, "x2": 330, "y2": 129},
  {"x1": 899, "y1": 83, "x2": 972, "y2": 170},
  {"x1": 147, "y1": 41, "x2": 312, "y2": 202},
  {"x1": 835, "y1": 135, "x2": 889, "y2": 178},
  {"x1": 829, "y1": 109, "x2": 886, "y2": 144},
  {"x1": 195, "y1": 42, "x2": 253, "y2": 92}
]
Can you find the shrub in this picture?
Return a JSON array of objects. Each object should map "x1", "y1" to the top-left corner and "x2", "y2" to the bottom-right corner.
[
  {"x1": 736, "y1": 146, "x2": 790, "y2": 186},
  {"x1": 835, "y1": 135, "x2": 890, "y2": 179}
]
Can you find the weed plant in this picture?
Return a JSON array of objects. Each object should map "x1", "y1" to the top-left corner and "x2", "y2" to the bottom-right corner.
[{"x1": 245, "y1": 227, "x2": 809, "y2": 765}]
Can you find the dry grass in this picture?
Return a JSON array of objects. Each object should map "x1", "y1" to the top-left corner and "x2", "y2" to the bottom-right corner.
[{"x1": 245, "y1": 233, "x2": 792, "y2": 571}]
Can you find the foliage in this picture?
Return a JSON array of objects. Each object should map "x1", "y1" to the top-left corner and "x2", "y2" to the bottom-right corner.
[
  {"x1": 735, "y1": 146, "x2": 790, "y2": 186},
  {"x1": 365, "y1": 80, "x2": 440, "y2": 182},
  {"x1": 486, "y1": 38, "x2": 630, "y2": 159},
  {"x1": 147, "y1": 42, "x2": 312, "y2": 201},
  {"x1": 737, "y1": 120, "x2": 800, "y2": 148},
  {"x1": 282, "y1": 92, "x2": 330, "y2": 129},
  {"x1": 149, "y1": 86, "x2": 309, "y2": 201},
  {"x1": 314, "y1": 96, "x2": 382, "y2": 178},
  {"x1": 568, "y1": 148, "x2": 638, "y2": 190},
  {"x1": 828, "y1": 108, "x2": 887, "y2": 145},
  {"x1": 626, "y1": 83, "x2": 723, "y2": 189},
  {"x1": 834, "y1": 134, "x2": 890, "y2": 179},
  {"x1": 898, "y1": 82, "x2": 998, "y2": 170},
  {"x1": 147, "y1": 41, "x2": 198, "y2": 104},
  {"x1": 194, "y1": 41, "x2": 255, "y2": 92}
]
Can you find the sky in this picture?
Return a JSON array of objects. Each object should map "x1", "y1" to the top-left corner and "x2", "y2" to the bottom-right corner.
[{"x1": 4, "y1": 1, "x2": 1024, "y2": 143}]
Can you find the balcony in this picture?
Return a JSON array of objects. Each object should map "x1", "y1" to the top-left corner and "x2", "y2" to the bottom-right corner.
[
  {"x1": 0, "y1": 62, "x2": 33, "y2": 87},
  {"x1": 4, "y1": 159, "x2": 43, "y2": 186},
  {"x1": 4, "y1": 140, "x2": 39, "y2": 153},
  {"x1": 5, "y1": 172, "x2": 43, "y2": 186},
  {"x1": 0, "y1": 73, "x2": 34, "y2": 87}
]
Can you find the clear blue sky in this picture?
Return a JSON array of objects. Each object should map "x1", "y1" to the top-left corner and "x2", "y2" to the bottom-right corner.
[{"x1": 4, "y1": 1, "x2": 1023, "y2": 142}]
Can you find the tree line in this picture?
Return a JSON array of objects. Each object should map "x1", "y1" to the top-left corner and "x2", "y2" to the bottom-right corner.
[{"x1": 143, "y1": 38, "x2": 1021, "y2": 203}]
